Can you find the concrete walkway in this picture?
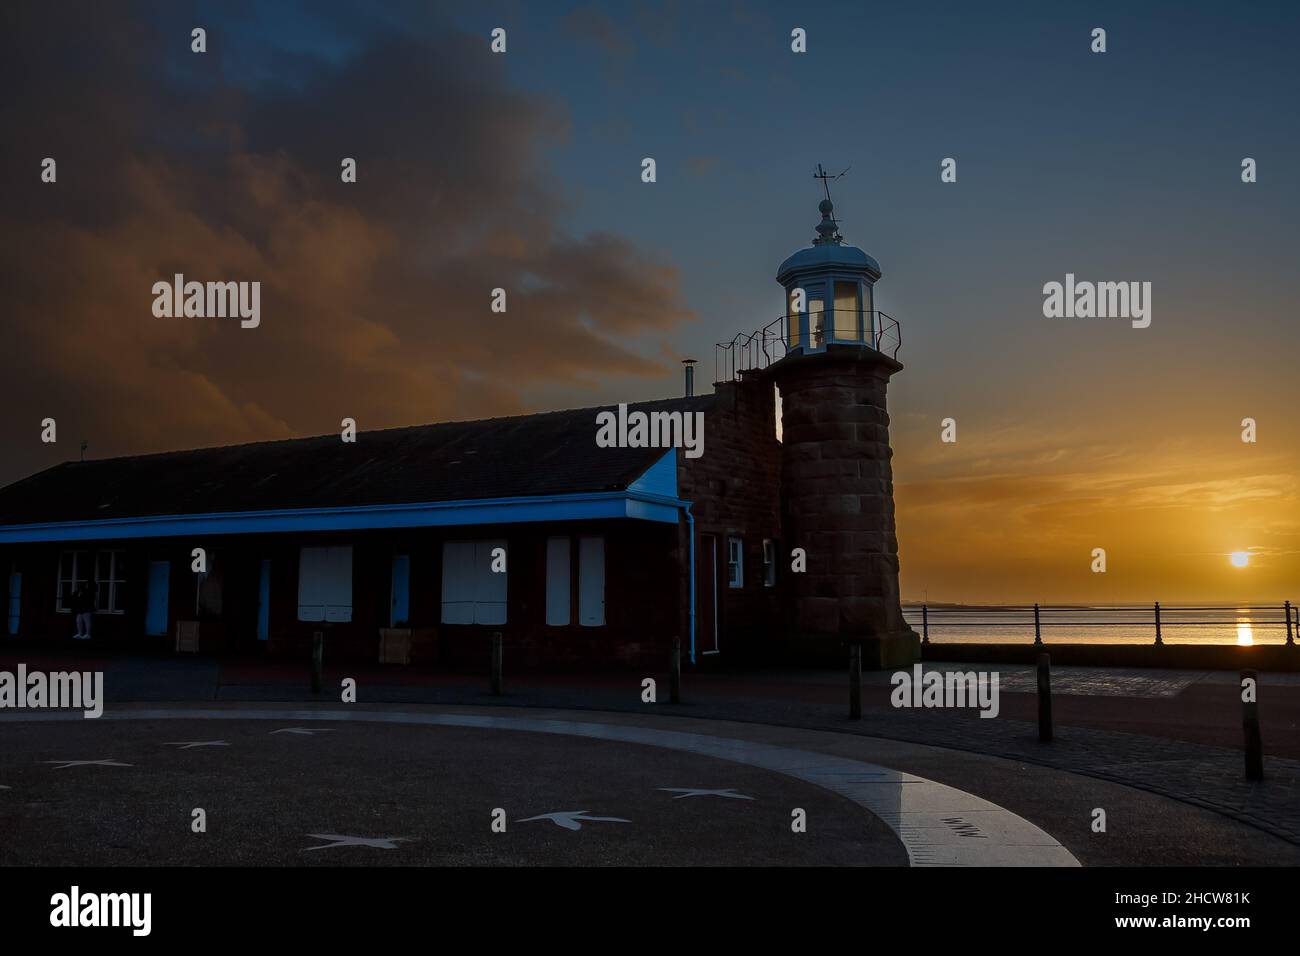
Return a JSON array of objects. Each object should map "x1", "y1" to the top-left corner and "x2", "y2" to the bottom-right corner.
[
  {"x1": 2, "y1": 705, "x2": 1077, "y2": 867},
  {"x1": 3, "y1": 652, "x2": 1298, "y2": 853}
]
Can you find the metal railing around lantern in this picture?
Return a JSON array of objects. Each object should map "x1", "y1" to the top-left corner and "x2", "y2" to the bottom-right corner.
[{"x1": 715, "y1": 310, "x2": 902, "y2": 383}]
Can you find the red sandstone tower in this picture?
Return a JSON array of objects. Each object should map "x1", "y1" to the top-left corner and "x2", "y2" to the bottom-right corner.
[{"x1": 763, "y1": 192, "x2": 919, "y2": 667}]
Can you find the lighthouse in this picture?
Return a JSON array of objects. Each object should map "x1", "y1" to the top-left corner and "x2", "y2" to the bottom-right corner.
[{"x1": 765, "y1": 186, "x2": 919, "y2": 668}]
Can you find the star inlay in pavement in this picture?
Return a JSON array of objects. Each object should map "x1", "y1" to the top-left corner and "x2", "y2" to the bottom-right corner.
[
  {"x1": 659, "y1": 788, "x2": 755, "y2": 800},
  {"x1": 303, "y1": 834, "x2": 409, "y2": 851},
  {"x1": 42, "y1": 759, "x2": 133, "y2": 769},
  {"x1": 270, "y1": 728, "x2": 336, "y2": 736},
  {"x1": 165, "y1": 741, "x2": 230, "y2": 749},
  {"x1": 517, "y1": 810, "x2": 631, "y2": 831}
]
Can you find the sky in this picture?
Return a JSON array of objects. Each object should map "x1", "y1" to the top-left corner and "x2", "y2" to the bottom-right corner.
[{"x1": 1, "y1": 0, "x2": 1296, "y2": 603}]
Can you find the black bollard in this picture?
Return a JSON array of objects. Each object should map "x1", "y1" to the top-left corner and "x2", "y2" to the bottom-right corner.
[
  {"x1": 1036, "y1": 652, "x2": 1052, "y2": 743},
  {"x1": 849, "y1": 643, "x2": 862, "y2": 720},
  {"x1": 490, "y1": 631, "x2": 503, "y2": 696},
  {"x1": 669, "y1": 637, "x2": 681, "y2": 704},
  {"x1": 311, "y1": 631, "x2": 323, "y2": 695},
  {"x1": 1241, "y1": 669, "x2": 1263, "y2": 780}
]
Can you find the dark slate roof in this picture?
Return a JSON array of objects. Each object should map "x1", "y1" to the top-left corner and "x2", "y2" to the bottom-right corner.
[{"x1": 0, "y1": 395, "x2": 715, "y2": 526}]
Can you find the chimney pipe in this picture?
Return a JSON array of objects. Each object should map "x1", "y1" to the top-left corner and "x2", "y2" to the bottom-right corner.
[{"x1": 682, "y1": 359, "x2": 697, "y2": 397}]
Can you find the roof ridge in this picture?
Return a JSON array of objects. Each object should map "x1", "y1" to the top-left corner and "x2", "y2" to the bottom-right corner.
[{"x1": 12, "y1": 393, "x2": 716, "y2": 473}]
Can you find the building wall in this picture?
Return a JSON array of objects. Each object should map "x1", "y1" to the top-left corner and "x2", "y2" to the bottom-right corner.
[
  {"x1": 2, "y1": 520, "x2": 680, "y2": 669},
  {"x1": 679, "y1": 375, "x2": 785, "y2": 662}
]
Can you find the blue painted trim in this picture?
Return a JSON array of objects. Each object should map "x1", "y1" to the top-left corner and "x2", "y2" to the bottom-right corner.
[
  {"x1": 686, "y1": 503, "x2": 696, "y2": 665},
  {"x1": 256, "y1": 559, "x2": 271, "y2": 640},
  {"x1": 0, "y1": 490, "x2": 690, "y2": 543},
  {"x1": 145, "y1": 560, "x2": 170, "y2": 637},
  {"x1": 6, "y1": 571, "x2": 20, "y2": 636},
  {"x1": 627, "y1": 449, "x2": 678, "y2": 499}
]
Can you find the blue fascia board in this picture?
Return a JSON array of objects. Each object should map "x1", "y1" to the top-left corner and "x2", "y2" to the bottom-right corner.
[
  {"x1": 0, "y1": 490, "x2": 692, "y2": 543},
  {"x1": 626, "y1": 449, "x2": 678, "y2": 499}
]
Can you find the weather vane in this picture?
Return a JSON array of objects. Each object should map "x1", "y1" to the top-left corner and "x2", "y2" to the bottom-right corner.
[{"x1": 813, "y1": 163, "x2": 851, "y2": 204}]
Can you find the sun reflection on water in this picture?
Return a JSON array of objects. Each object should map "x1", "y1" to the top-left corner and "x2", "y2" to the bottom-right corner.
[{"x1": 1236, "y1": 620, "x2": 1254, "y2": 646}]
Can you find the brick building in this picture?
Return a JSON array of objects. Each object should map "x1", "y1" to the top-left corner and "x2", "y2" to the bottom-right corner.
[{"x1": 0, "y1": 198, "x2": 918, "y2": 668}]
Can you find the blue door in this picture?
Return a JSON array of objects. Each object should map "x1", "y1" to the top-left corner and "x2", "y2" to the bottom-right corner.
[
  {"x1": 145, "y1": 560, "x2": 170, "y2": 636},
  {"x1": 257, "y1": 559, "x2": 271, "y2": 641},
  {"x1": 390, "y1": 554, "x2": 410, "y2": 627},
  {"x1": 6, "y1": 571, "x2": 20, "y2": 635}
]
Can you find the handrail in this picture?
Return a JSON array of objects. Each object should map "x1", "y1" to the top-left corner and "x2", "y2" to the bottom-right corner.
[
  {"x1": 715, "y1": 310, "x2": 903, "y2": 383},
  {"x1": 907, "y1": 601, "x2": 1299, "y2": 646}
]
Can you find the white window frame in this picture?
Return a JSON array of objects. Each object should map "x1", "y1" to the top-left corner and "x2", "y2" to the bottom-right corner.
[
  {"x1": 95, "y1": 549, "x2": 127, "y2": 614},
  {"x1": 763, "y1": 539, "x2": 776, "y2": 588},
  {"x1": 55, "y1": 550, "x2": 89, "y2": 613},
  {"x1": 441, "y1": 540, "x2": 507, "y2": 626},
  {"x1": 297, "y1": 546, "x2": 354, "y2": 623},
  {"x1": 727, "y1": 537, "x2": 744, "y2": 589}
]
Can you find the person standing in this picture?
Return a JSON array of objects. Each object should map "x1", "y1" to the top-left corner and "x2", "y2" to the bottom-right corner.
[{"x1": 73, "y1": 579, "x2": 94, "y2": 639}]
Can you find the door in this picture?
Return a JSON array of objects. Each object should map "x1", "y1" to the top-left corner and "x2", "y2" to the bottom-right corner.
[
  {"x1": 145, "y1": 561, "x2": 170, "y2": 636},
  {"x1": 6, "y1": 571, "x2": 20, "y2": 635},
  {"x1": 256, "y1": 559, "x2": 271, "y2": 641},
  {"x1": 389, "y1": 554, "x2": 410, "y2": 627},
  {"x1": 697, "y1": 534, "x2": 719, "y2": 654}
]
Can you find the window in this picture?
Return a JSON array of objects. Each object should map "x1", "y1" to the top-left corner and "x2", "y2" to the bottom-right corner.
[
  {"x1": 545, "y1": 537, "x2": 571, "y2": 625},
  {"x1": 56, "y1": 550, "x2": 89, "y2": 612},
  {"x1": 297, "y1": 546, "x2": 353, "y2": 622},
  {"x1": 441, "y1": 540, "x2": 507, "y2": 625},
  {"x1": 763, "y1": 539, "x2": 776, "y2": 587},
  {"x1": 578, "y1": 536, "x2": 605, "y2": 626},
  {"x1": 834, "y1": 281, "x2": 859, "y2": 340},
  {"x1": 95, "y1": 550, "x2": 127, "y2": 613},
  {"x1": 727, "y1": 537, "x2": 744, "y2": 588}
]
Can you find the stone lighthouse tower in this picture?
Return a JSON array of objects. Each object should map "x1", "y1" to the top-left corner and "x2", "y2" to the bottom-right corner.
[{"x1": 766, "y1": 188, "x2": 919, "y2": 668}]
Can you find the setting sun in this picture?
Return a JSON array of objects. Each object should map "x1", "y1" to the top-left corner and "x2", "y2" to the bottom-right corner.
[{"x1": 1230, "y1": 551, "x2": 1251, "y2": 568}]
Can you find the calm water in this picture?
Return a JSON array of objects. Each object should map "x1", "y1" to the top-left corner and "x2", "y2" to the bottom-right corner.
[{"x1": 902, "y1": 605, "x2": 1295, "y2": 646}]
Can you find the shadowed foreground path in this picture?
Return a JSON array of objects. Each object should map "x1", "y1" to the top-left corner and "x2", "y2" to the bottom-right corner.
[
  {"x1": 3, "y1": 702, "x2": 1298, "y2": 866},
  {"x1": 3, "y1": 653, "x2": 1300, "y2": 855}
]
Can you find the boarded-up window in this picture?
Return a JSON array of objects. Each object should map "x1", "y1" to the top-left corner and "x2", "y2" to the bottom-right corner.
[
  {"x1": 578, "y1": 536, "x2": 605, "y2": 627},
  {"x1": 441, "y1": 540, "x2": 507, "y2": 625},
  {"x1": 297, "y1": 546, "x2": 353, "y2": 623},
  {"x1": 545, "y1": 537, "x2": 571, "y2": 625}
]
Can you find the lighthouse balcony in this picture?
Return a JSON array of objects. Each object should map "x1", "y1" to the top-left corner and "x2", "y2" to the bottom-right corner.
[{"x1": 715, "y1": 310, "x2": 901, "y2": 383}]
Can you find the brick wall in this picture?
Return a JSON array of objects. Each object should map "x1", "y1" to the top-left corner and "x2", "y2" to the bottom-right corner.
[
  {"x1": 679, "y1": 374, "x2": 785, "y2": 661},
  {"x1": 771, "y1": 346, "x2": 918, "y2": 666}
]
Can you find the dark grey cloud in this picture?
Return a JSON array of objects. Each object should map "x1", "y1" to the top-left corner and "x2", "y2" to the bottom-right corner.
[{"x1": 0, "y1": 2, "x2": 693, "y2": 486}]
